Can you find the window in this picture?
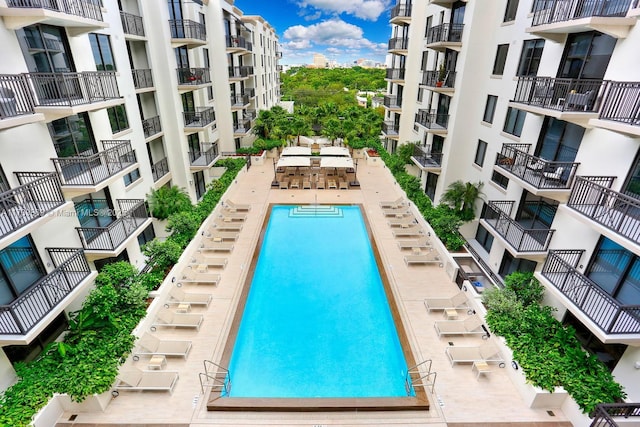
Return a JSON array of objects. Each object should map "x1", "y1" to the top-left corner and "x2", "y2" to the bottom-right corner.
[
  {"x1": 504, "y1": 0, "x2": 520, "y2": 22},
  {"x1": 137, "y1": 224, "x2": 156, "y2": 247},
  {"x1": 483, "y1": 95, "x2": 498, "y2": 123},
  {"x1": 474, "y1": 140, "x2": 488, "y2": 167},
  {"x1": 536, "y1": 117, "x2": 584, "y2": 162},
  {"x1": 492, "y1": 44, "x2": 509, "y2": 75},
  {"x1": 499, "y1": 252, "x2": 536, "y2": 277},
  {"x1": 203, "y1": 48, "x2": 213, "y2": 100},
  {"x1": 475, "y1": 223, "x2": 494, "y2": 253},
  {"x1": 0, "y1": 236, "x2": 45, "y2": 305},
  {"x1": 193, "y1": 171, "x2": 206, "y2": 199},
  {"x1": 503, "y1": 107, "x2": 526, "y2": 137},
  {"x1": 491, "y1": 171, "x2": 509, "y2": 189},
  {"x1": 89, "y1": 33, "x2": 115, "y2": 71},
  {"x1": 517, "y1": 39, "x2": 544, "y2": 76},
  {"x1": 107, "y1": 105, "x2": 129, "y2": 133},
  {"x1": 19, "y1": 24, "x2": 74, "y2": 73},
  {"x1": 425, "y1": 172, "x2": 438, "y2": 201},
  {"x1": 123, "y1": 168, "x2": 140, "y2": 186},
  {"x1": 49, "y1": 113, "x2": 96, "y2": 157},
  {"x1": 586, "y1": 237, "x2": 640, "y2": 305}
]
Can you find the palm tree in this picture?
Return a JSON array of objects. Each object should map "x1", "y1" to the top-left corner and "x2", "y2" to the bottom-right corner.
[
  {"x1": 321, "y1": 117, "x2": 341, "y2": 145},
  {"x1": 440, "y1": 180, "x2": 484, "y2": 220},
  {"x1": 288, "y1": 116, "x2": 311, "y2": 146}
]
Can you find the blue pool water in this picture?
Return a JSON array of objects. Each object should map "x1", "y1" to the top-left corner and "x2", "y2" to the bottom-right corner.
[{"x1": 226, "y1": 205, "x2": 412, "y2": 398}]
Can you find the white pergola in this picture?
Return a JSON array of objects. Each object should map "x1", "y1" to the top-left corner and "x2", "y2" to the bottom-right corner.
[
  {"x1": 320, "y1": 157, "x2": 354, "y2": 169},
  {"x1": 319, "y1": 146, "x2": 350, "y2": 157},
  {"x1": 281, "y1": 146, "x2": 311, "y2": 157},
  {"x1": 276, "y1": 156, "x2": 311, "y2": 168}
]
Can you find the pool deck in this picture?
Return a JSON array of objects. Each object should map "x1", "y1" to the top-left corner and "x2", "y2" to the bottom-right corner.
[{"x1": 55, "y1": 159, "x2": 572, "y2": 427}]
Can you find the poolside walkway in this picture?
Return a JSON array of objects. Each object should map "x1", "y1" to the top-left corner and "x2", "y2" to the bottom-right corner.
[{"x1": 55, "y1": 159, "x2": 572, "y2": 427}]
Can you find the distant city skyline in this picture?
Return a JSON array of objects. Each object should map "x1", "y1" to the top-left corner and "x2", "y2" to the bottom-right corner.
[{"x1": 234, "y1": 0, "x2": 391, "y2": 65}]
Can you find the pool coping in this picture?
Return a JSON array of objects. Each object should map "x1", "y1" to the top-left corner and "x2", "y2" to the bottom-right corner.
[{"x1": 207, "y1": 203, "x2": 430, "y2": 412}]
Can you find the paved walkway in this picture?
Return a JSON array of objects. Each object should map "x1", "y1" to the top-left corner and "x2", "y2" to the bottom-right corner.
[{"x1": 55, "y1": 159, "x2": 571, "y2": 426}]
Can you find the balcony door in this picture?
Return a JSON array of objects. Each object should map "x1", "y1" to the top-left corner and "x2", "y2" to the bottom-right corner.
[
  {"x1": 535, "y1": 117, "x2": 584, "y2": 162},
  {"x1": 188, "y1": 133, "x2": 201, "y2": 163},
  {"x1": 0, "y1": 236, "x2": 46, "y2": 305},
  {"x1": 19, "y1": 24, "x2": 74, "y2": 73},
  {"x1": 451, "y1": 1, "x2": 466, "y2": 25},
  {"x1": 557, "y1": 31, "x2": 616, "y2": 80},
  {"x1": 586, "y1": 237, "x2": 640, "y2": 305}
]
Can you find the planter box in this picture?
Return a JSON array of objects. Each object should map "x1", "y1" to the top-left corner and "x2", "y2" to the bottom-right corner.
[
  {"x1": 364, "y1": 150, "x2": 382, "y2": 167},
  {"x1": 32, "y1": 392, "x2": 112, "y2": 426},
  {"x1": 210, "y1": 166, "x2": 227, "y2": 179},
  {"x1": 251, "y1": 150, "x2": 266, "y2": 165},
  {"x1": 266, "y1": 147, "x2": 279, "y2": 158},
  {"x1": 352, "y1": 148, "x2": 365, "y2": 159}
]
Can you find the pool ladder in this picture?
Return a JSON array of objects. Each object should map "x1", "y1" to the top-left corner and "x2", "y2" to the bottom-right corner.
[
  {"x1": 405, "y1": 359, "x2": 436, "y2": 395},
  {"x1": 199, "y1": 360, "x2": 231, "y2": 395}
]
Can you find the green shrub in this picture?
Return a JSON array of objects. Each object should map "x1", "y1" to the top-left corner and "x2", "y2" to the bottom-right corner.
[
  {"x1": 503, "y1": 271, "x2": 544, "y2": 307},
  {"x1": 142, "y1": 239, "x2": 183, "y2": 273},
  {"x1": 147, "y1": 185, "x2": 193, "y2": 220},
  {"x1": 166, "y1": 210, "x2": 202, "y2": 248}
]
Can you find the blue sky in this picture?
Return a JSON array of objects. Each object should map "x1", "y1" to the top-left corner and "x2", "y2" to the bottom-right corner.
[{"x1": 234, "y1": 0, "x2": 392, "y2": 65}]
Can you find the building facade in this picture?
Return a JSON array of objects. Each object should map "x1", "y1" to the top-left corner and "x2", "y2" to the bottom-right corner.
[
  {"x1": 0, "y1": 0, "x2": 279, "y2": 389},
  {"x1": 385, "y1": 0, "x2": 640, "y2": 406}
]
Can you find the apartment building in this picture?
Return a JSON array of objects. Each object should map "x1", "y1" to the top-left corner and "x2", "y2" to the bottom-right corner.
[
  {"x1": 0, "y1": 0, "x2": 279, "y2": 389},
  {"x1": 385, "y1": 0, "x2": 640, "y2": 410}
]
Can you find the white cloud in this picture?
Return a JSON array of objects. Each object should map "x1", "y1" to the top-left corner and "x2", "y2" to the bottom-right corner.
[
  {"x1": 303, "y1": 11, "x2": 322, "y2": 21},
  {"x1": 296, "y1": 0, "x2": 391, "y2": 21},
  {"x1": 284, "y1": 19, "x2": 376, "y2": 49}
]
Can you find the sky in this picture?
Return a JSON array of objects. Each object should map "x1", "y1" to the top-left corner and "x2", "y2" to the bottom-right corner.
[{"x1": 233, "y1": 0, "x2": 392, "y2": 66}]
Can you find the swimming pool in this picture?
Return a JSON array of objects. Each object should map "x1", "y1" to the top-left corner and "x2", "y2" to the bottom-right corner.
[{"x1": 223, "y1": 205, "x2": 413, "y2": 399}]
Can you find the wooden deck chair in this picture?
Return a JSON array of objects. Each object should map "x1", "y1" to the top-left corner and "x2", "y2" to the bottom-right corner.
[{"x1": 133, "y1": 333, "x2": 192, "y2": 360}]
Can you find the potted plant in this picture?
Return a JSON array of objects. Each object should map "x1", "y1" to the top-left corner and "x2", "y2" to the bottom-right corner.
[{"x1": 436, "y1": 63, "x2": 446, "y2": 87}]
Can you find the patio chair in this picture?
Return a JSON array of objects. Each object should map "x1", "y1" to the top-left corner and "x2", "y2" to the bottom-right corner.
[
  {"x1": 339, "y1": 179, "x2": 349, "y2": 190},
  {"x1": 151, "y1": 310, "x2": 203, "y2": 331},
  {"x1": 189, "y1": 255, "x2": 227, "y2": 269},
  {"x1": 279, "y1": 179, "x2": 289, "y2": 189},
  {"x1": 133, "y1": 333, "x2": 192, "y2": 360},
  {"x1": 290, "y1": 178, "x2": 300, "y2": 189},
  {"x1": 445, "y1": 342, "x2": 505, "y2": 367},
  {"x1": 404, "y1": 253, "x2": 442, "y2": 267},
  {"x1": 168, "y1": 287, "x2": 212, "y2": 307},
  {"x1": 423, "y1": 291, "x2": 469, "y2": 312},
  {"x1": 380, "y1": 197, "x2": 407, "y2": 209},
  {"x1": 225, "y1": 200, "x2": 251, "y2": 211},
  {"x1": 397, "y1": 236, "x2": 432, "y2": 250},
  {"x1": 392, "y1": 225, "x2": 424, "y2": 238},
  {"x1": 566, "y1": 90, "x2": 596, "y2": 111},
  {"x1": 543, "y1": 167, "x2": 565, "y2": 181},
  {"x1": 526, "y1": 158, "x2": 545, "y2": 171},
  {"x1": 113, "y1": 368, "x2": 179, "y2": 395},
  {"x1": 211, "y1": 219, "x2": 243, "y2": 231},
  {"x1": 200, "y1": 241, "x2": 234, "y2": 252},
  {"x1": 316, "y1": 178, "x2": 325, "y2": 189},
  {"x1": 388, "y1": 216, "x2": 417, "y2": 227},
  {"x1": 434, "y1": 314, "x2": 489, "y2": 338},
  {"x1": 303, "y1": 179, "x2": 311, "y2": 189},
  {"x1": 180, "y1": 271, "x2": 222, "y2": 286}
]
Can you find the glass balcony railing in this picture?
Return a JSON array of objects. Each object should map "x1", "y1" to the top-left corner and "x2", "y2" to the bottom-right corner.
[{"x1": 0, "y1": 248, "x2": 91, "y2": 335}]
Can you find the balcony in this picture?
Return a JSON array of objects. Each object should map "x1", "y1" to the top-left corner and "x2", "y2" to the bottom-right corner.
[
  {"x1": 151, "y1": 157, "x2": 170, "y2": 186},
  {"x1": 382, "y1": 121, "x2": 399, "y2": 139},
  {"x1": 511, "y1": 76, "x2": 608, "y2": 126},
  {"x1": 176, "y1": 67, "x2": 211, "y2": 91},
  {"x1": 429, "y1": 0, "x2": 457, "y2": 6},
  {"x1": 0, "y1": 172, "x2": 68, "y2": 246},
  {"x1": 410, "y1": 145, "x2": 442, "y2": 171},
  {"x1": 169, "y1": 19, "x2": 206, "y2": 48},
  {"x1": 76, "y1": 199, "x2": 151, "y2": 258},
  {"x1": 495, "y1": 143, "x2": 580, "y2": 200},
  {"x1": 226, "y1": 36, "x2": 252, "y2": 53},
  {"x1": 591, "y1": 403, "x2": 640, "y2": 426},
  {"x1": 385, "y1": 68, "x2": 405, "y2": 83},
  {"x1": 275, "y1": 51, "x2": 283, "y2": 59},
  {"x1": 142, "y1": 115, "x2": 161, "y2": 140},
  {"x1": 183, "y1": 107, "x2": 215, "y2": 133},
  {"x1": 244, "y1": 109, "x2": 257, "y2": 121},
  {"x1": 131, "y1": 69, "x2": 153, "y2": 92},
  {"x1": 230, "y1": 94, "x2": 250, "y2": 109},
  {"x1": 246, "y1": 88, "x2": 256, "y2": 99},
  {"x1": 0, "y1": 0, "x2": 106, "y2": 33},
  {"x1": 0, "y1": 248, "x2": 94, "y2": 340},
  {"x1": 566, "y1": 176, "x2": 640, "y2": 249},
  {"x1": 387, "y1": 36, "x2": 409, "y2": 54},
  {"x1": 383, "y1": 94, "x2": 402, "y2": 111},
  {"x1": 0, "y1": 74, "x2": 43, "y2": 129},
  {"x1": 415, "y1": 110, "x2": 448, "y2": 134},
  {"x1": 540, "y1": 249, "x2": 640, "y2": 342},
  {"x1": 233, "y1": 118, "x2": 252, "y2": 136},
  {"x1": 390, "y1": 4, "x2": 412, "y2": 24},
  {"x1": 189, "y1": 142, "x2": 219, "y2": 170},
  {"x1": 26, "y1": 71, "x2": 122, "y2": 120},
  {"x1": 51, "y1": 140, "x2": 137, "y2": 197},
  {"x1": 481, "y1": 201, "x2": 555, "y2": 257},
  {"x1": 276, "y1": 65, "x2": 283, "y2": 72},
  {"x1": 590, "y1": 81, "x2": 640, "y2": 136},
  {"x1": 420, "y1": 70, "x2": 456, "y2": 93},
  {"x1": 529, "y1": 0, "x2": 636, "y2": 39},
  {"x1": 228, "y1": 66, "x2": 254, "y2": 80},
  {"x1": 425, "y1": 23, "x2": 463, "y2": 51},
  {"x1": 120, "y1": 11, "x2": 144, "y2": 39}
]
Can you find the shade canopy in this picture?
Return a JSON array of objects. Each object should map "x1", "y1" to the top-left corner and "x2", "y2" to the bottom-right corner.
[
  {"x1": 281, "y1": 146, "x2": 311, "y2": 156},
  {"x1": 276, "y1": 156, "x2": 311, "y2": 168},
  {"x1": 320, "y1": 157, "x2": 354, "y2": 169},
  {"x1": 320, "y1": 146, "x2": 350, "y2": 157}
]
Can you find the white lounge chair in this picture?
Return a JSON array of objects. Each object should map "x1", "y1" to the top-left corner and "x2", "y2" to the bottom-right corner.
[
  {"x1": 203, "y1": 231, "x2": 239, "y2": 241},
  {"x1": 200, "y1": 241, "x2": 234, "y2": 252},
  {"x1": 382, "y1": 208, "x2": 411, "y2": 217},
  {"x1": 388, "y1": 216, "x2": 417, "y2": 227},
  {"x1": 379, "y1": 197, "x2": 407, "y2": 209},
  {"x1": 404, "y1": 253, "x2": 442, "y2": 266},
  {"x1": 219, "y1": 212, "x2": 246, "y2": 221},
  {"x1": 434, "y1": 315, "x2": 489, "y2": 338},
  {"x1": 180, "y1": 270, "x2": 222, "y2": 285},
  {"x1": 211, "y1": 219, "x2": 243, "y2": 231},
  {"x1": 225, "y1": 200, "x2": 251, "y2": 211},
  {"x1": 151, "y1": 310, "x2": 203, "y2": 331},
  {"x1": 445, "y1": 342, "x2": 505, "y2": 367},
  {"x1": 189, "y1": 255, "x2": 227, "y2": 269},
  {"x1": 113, "y1": 368, "x2": 179, "y2": 395},
  {"x1": 397, "y1": 237, "x2": 432, "y2": 250},
  {"x1": 168, "y1": 287, "x2": 212, "y2": 307},
  {"x1": 424, "y1": 291, "x2": 469, "y2": 312},
  {"x1": 392, "y1": 225, "x2": 424, "y2": 238},
  {"x1": 133, "y1": 333, "x2": 192, "y2": 360}
]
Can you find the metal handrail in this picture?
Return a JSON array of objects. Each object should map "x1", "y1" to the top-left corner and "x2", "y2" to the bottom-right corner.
[
  {"x1": 0, "y1": 74, "x2": 36, "y2": 119},
  {"x1": 131, "y1": 69, "x2": 153, "y2": 90},
  {"x1": 532, "y1": 0, "x2": 632, "y2": 26},
  {"x1": 27, "y1": 71, "x2": 120, "y2": 107},
  {"x1": 169, "y1": 19, "x2": 206, "y2": 40},
  {"x1": 415, "y1": 110, "x2": 449, "y2": 129},
  {"x1": 6, "y1": 0, "x2": 103, "y2": 21},
  {"x1": 426, "y1": 23, "x2": 464, "y2": 44},
  {"x1": 120, "y1": 11, "x2": 144, "y2": 36}
]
